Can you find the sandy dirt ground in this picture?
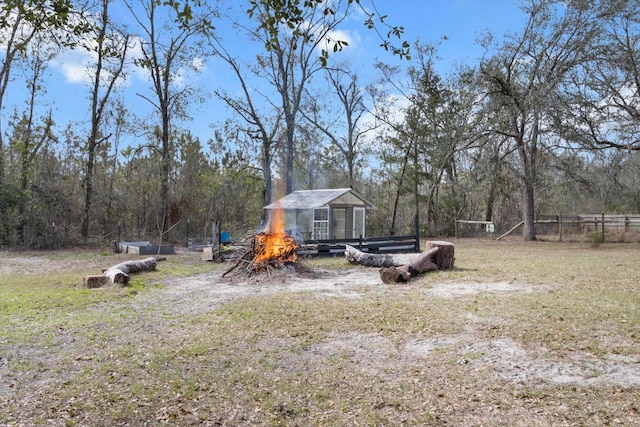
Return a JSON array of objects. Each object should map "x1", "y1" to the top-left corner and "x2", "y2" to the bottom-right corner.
[
  {"x1": 148, "y1": 267, "x2": 640, "y2": 389},
  {"x1": 2, "y1": 252, "x2": 639, "y2": 406}
]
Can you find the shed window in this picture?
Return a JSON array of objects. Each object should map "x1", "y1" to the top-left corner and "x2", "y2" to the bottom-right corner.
[{"x1": 313, "y1": 208, "x2": 329, "y2": 239}]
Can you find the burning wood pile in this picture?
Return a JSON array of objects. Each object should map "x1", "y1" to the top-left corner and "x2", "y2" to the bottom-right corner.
[
  {"x1": 223, "y1": 205, "x2": 301, "y2": 278},
  {"x1": 253, "y1": 229, "x2": 298, "y2": 268}
]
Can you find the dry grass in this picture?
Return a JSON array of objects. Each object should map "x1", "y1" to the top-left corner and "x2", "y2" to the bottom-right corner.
[{"x1": 1, "y1": 240, "x2": 639, "y2": 426}]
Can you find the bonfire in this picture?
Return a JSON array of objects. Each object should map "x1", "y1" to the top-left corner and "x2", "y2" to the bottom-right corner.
[
  {"x1": 252, "y1": 205, "x2": 298, "y2": 269},
  {"x1": 223, "y1": 203, "x2": 300, "y2": 278}
]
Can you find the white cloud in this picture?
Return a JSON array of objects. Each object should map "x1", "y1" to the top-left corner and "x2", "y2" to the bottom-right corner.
[
  {"x1": 165, "y1": 59, "x2": 206, "y2": 89},
  {"x1": 322, "y1": 29, "x2": 357, "y2": 54},
  {"x1": 52, "y1": 49, "x2": 95, "y2": 85},
  {"x1": 125, "y1": 36, "x2": 150, "y2": 84},
  {"x1": 50, "y1": 31, "x2": 143, "y2": 88},
  {"x1": 191, "y1": 57, "x2": 206, "y2": 72},
  {"x1": 114, "y1": 37, "x2": 206, "y2": 90}
]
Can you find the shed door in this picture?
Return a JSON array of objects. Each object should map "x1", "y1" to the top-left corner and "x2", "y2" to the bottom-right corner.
[
  {"x1": 332, "y1": 208, "x2": 347, "y2": 239},
  {"x1": 353, "y1": 207, "x2": 365, "y2": 238}
]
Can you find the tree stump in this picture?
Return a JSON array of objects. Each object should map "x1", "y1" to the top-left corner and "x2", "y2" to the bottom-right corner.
[
  {"x1": 202, "y1": 246, "x2": 214, "y2": 262},
  {"x1": 380, "y1": 266, "x2": 414, "y2": 283},
  {"x1": 423, "y1": 240, "x2": 455, "y2": 269}
]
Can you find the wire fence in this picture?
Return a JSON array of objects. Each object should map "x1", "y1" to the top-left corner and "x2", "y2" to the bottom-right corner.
[{"x1": 456, "y1": 214, "x2": 640, "y2": 243}]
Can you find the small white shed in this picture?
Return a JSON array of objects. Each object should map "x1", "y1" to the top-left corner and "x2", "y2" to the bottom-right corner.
[{"x1": 263, "y1": 188, "x2": 374, "y2": 241}]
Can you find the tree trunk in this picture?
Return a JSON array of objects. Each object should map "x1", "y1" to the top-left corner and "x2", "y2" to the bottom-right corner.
[
  {"x1": 390, "y1": 142, "x2": 412, "y2": 236},
  {"x1": 103, "y1": 257, "x2": 157, "y2": 285},
  {"x1": 379, "y1": 252, "x2": 440, "y2": 283},
  {"x1": 346, "y1": 241, "x2": 455, "y2": 284},
  {"x1": 285, "y1": 119, "x2": 294, "y2": 195},
  {"x1": 263, "y1": 139, "x2": 273, "y2": 207},
  {"x1": 82, "y1": 147, "x2": 95, "y2": 238},
  {"x1": 345, "y1": 245, "x2": 436, "y2": 267},
  {"x1": 160, "y1": 116, "x2": 171, "y2": 235}
]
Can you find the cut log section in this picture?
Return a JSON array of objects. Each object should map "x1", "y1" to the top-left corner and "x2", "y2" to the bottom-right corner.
[
  {"x1": 103, "y1": 257, "x2": 158, "y2": 285},
  {"x1": 345, "y1": 241, "x2": 455, "y2": 284},
  {"x1": 423, "y1": 240, "x2": 455, "y2": 269},
  {"x1": 83, "y1": 275, "x2": 110, "y2": 288}
]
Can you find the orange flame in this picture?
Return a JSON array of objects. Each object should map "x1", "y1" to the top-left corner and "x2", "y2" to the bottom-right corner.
[{"x1": 253, "y1": 203, "x2": 298, "y2": 267}]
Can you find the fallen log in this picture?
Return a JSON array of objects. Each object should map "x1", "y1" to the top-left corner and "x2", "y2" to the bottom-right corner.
[
  {"x1": 379, "y1": 249, "x2": 440, "y2": 283},
  {"x1": 345, "y1": 241, "x2": 455, "y2": 284},
  {"x1": 345, "y1": 245, "x2": 432, "y2": 267},
  {"x1": 103, "y1": 257, "x2": 158, "y2": 285}
]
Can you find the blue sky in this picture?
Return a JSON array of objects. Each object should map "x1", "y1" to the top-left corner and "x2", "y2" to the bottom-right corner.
[
  {"x1": 379, "y1": 0, "x2": 525, "y2": 70},
  {"x1": 2, "y1": 0, "x2": 527, "y2": 153}
]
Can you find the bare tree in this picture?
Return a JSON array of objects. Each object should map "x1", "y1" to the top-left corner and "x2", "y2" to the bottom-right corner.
[
  {"x1": 556, "y1": 0, "x2": 640, "y2": 151},
  {"x1": 125, "y1": 0, "x2": 212, "y2": 235},
  {"x1": 478, "y1": 0, "x2": 610, "y2": 240},
  {"x1": 249, "y1": 0, "x2": 352, "y2": 195},
  {"x1": 81, "y1": 0, "x2": 129, "y2": 239},
  {"x1": 101, "y1": 100, "x2": 129, "y2": 237},
  {"x1": 205, "y1": 31, "x2": 282, "y2": 207},
  {"x1": 302, "y1": 66, "x2": 373, "y2": 189}
]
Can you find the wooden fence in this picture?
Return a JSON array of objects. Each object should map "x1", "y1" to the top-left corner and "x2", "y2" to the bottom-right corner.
[
  {"x1": 298, "y1": 234, "x2": 420, "y2": 257},
  {"x1": 491, "y1": 214, "x2": 640, "y2": 241}
]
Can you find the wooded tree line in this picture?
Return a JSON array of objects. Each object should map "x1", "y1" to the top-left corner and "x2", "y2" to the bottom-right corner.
[{"x1": 0, "y1": 0, "x2": 638, "y2": 249}]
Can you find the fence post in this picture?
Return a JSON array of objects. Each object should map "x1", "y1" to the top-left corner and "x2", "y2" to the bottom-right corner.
[
  {"x1": 601, "y1": 213, "x2": 605, "y2": 243},
  {"x1": 212, "y1": 221, "x2": 220, "y2": 262},
  {"x1": 414, "y1": 214, "x2": 420, "y2": 252},
  {"x1": 558, "y1": 215, "x2": 563, "y2": 242},
  {"x1": 454, "y1": 219, "x2": 458, "y2": 239},
  {"x1": 625, "y1": 215, "x2": 629, "y2": 234}
]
